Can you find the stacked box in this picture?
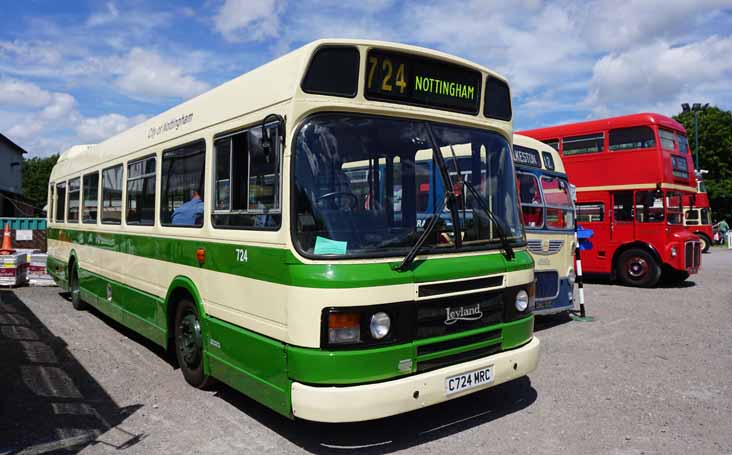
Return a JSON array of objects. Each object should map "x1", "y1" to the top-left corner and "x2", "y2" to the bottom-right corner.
[
  {"x1": 28, "y1": 253, "x2": 55, "y2": 286},
  {"x1": 0, "y1": 253, "x2": 28, "y2": 287}
]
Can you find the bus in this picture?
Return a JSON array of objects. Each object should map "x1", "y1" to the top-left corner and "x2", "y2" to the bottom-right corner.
[
  {"x1": 513, "y1": 134, "x2": 575, "y2": 314},
  {"x1": 47, "y1": 39, "x2": 539, "y2": 423},
  {"x1": 519, "y1": 113, "x2": 702, "y2": 288},
  {"x1": 683, "y1": 174, "x2": 713, "y2": 252}
]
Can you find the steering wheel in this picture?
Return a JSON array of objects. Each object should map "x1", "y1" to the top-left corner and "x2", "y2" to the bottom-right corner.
[{"x1": 317, "y1": 191, "x2": 358, "y2": 210}]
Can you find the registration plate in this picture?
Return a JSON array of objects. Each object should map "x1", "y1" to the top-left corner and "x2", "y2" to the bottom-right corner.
[{"x1": 445, "y1": 366, "x2": 494, "y2": 395}]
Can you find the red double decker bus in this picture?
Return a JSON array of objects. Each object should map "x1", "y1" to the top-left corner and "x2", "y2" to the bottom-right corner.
[
  {"x1": 520, "y1": 113, "x2": 702, "y2": 287},
  {"x1": 683, "y1": 174, "x2": 713, "y2": 252}
]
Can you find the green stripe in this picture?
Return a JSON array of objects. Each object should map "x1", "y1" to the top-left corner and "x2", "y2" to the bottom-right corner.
[{"x1": 48, "y1": 227, "x2": 532, "y2": 289}]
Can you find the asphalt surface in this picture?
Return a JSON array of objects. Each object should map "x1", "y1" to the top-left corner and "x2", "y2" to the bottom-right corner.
[{"x1": 2, "y1": 248, "x2": 731, "y2": 455}]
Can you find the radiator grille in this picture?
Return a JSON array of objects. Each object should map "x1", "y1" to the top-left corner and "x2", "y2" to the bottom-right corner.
[
  {"x1": 527, "y1": 239, "x2": 564, "y2": 255},
  {"x1": 535, "y1": 271, "x2": 559, "y2": 299}
]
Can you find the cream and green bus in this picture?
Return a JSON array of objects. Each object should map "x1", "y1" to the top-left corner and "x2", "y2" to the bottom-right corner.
[
  {"x1": 513, "y1": 134, "x2": 575, "y2": 314},
  {"x1": 47, "y1": 39, "x2": 539, "y2": 423}
]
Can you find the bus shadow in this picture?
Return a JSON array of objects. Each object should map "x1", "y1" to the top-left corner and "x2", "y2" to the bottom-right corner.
[
  {"x1": 581, "y1": 274, "x2": 696, "y2": 289},
  {"x1": 215, "y1": 376, "x2": 537, "y2": 454},
  {"x1": 0, "y1": 290, "x2": 146, "y2": 454},
  {"x1": 534, "y1": 312, "x2": 573, "y2": 331},
  {"x1": 58, "y1": 291, "x2": 178, "y2": 369}
]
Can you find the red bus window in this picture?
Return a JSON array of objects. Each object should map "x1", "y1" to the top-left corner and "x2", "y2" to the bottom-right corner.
[
  {"x1": 613, "y1": 191, "x2": 634, "y2": 222},
  {"x1": 577, "y1": 203, "x2": 604, "y2": 222},
  {"x1": 666, "y1": 191, "x2": 683, "y2": 225},
  {"x1": 635, "y1": 191, "x2": 664, "y2": 223},
  {"x1": 563, "y1": 133, "x2": 604, "y2": 155},
  {"x1": 609, "y1": 126, "x2": 656, "y2": 151},
  {"x1": 659, "y1": 129, "x2": 676, "y2": 151}
]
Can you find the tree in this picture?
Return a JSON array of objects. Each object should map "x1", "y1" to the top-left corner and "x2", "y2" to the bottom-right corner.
[
  {"x1": 21, "y1": 154, "x2": 59, "y2": 213},
  {"x1": 673, "y1": 107, "x2": 732, "y2": 223}
]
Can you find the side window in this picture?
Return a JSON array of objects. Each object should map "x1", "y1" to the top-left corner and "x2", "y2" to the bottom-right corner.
[
  {"x1": 517, "y1": 172, "x2": 543, "y2": 228},
  {"x1": 213, "y1": 122, "x2": 282, "y2": 229},
  {"x1": 685, "y1": 209, "x2": 699, "y2": 225},
  {"x1": 543, "y1": 139, "x2": 560, "y2": 152},
  {"x1": 613, "y1": 191, "x2": 634, "y2": 222},
  {"x1": 48, "y1": 184, "x2": 54, "y2": 222},
  {"x1": 82, "y1": 172, "x2": 99, "y2": 224},
  {"x1": 102, "y1": 165, "x2": 123, "y2": 224},
  {"x1": 701, "y1": 208, "x2": 711, "y2": 225},
  {"x1": 563, "y1": 133, "x2": 604, "y2": 156},
  {"x1": 577, "y1": 203, "x2": 605, "y2": 223},
  {"x1": 161, "y1": 141, "x2": 206, "y2": 227},
  {"x1": 55, "y1": 182, "x2": 66, "y2": 223},
  {"x1": 67, "y1": 178, "x2": 81, "y2": 223},
  {"x1": 127, "y1": 156, "x2": 156, "y2": 226},
  {"x1": 635, "y1": 190, "x2": 664, "y2": 223},
  {"x1": 609, "y1": 126, "x2": 656, "y2": 151},
  {"x1": 659, "y1": 129, "x2": 676, "y2": 151}
]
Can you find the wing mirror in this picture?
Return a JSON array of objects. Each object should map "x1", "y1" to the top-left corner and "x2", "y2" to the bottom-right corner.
[{"x1": 261, "y1": 113, "x2": 285, "y2": 164}]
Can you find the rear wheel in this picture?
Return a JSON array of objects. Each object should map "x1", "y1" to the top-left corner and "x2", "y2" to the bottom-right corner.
[
  {"x1": 697, "y1": 233, "x2": 711, "y2": 253},
  {"x1": 174, "y1": 299, "x2": 212, "y2": 388},
  {"x1": 616, "y1": 249, "x2": 661, "y2": 288},
  {"x1": 69, "y1": 264, "x2": 87, "y2": 310}
]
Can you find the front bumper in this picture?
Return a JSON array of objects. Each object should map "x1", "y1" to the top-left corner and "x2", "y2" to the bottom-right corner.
[{"x1": 290, "y1": 336, "x2": 540, "y2": 423}]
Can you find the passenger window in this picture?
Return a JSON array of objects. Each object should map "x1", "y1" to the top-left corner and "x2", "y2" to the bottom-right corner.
[
  {"x1": 102, "y1": 165, "x2": 123, "y2": 224},
  {"x1": 213, "y1": 122, "x2": 282, "y2": 229},
  {"x1": 48, "y1": 184, "x2": 55, "y2": 222},
  {"x1": 635, "y1": 190, "x2": 664, "y2": 223},
  {"x1": 685, "y1": 210, "x2": 699, "y2": 225},
  {"x1": 161, "y1": 141, "x2": 206, "y2": 227},
  {"x1": 609, "y1": 126, "x2": 656, "y2": 151},
  {"x1": 517, "y1": 172, "x2": 543, "y2": 228},
  {"x1": 127, "y1": 156, "x2": 156, "y2": 225},
  {"x1": 678, "y1": 135, "x2": 689, "y2": 154},
  {"x1": 577, "y1": 203, "x2": 605, "y2": 223},
  {"x1": 659, "y1": 129, "x2": 676, "y2": 151},
  {"x1": 67, "y1": 178, "x2": 81, "y2": 223},
  {"x1": 82, "y1": 172, "x2": 99, "y2": 224},
  {"x1": 613, "y1": 191, "x2": 634, "y2": 222},
  {"x1": 55, "y1": 182, "x2": 66, "y2": 223},
  {"x1": 562, "y1": 133, "x2": 604, "y2": 155}
]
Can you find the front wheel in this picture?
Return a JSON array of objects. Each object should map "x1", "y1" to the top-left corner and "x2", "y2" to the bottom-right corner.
[
  {"x1": 616, "y1": 249, "x2": 661, "y2": 288},
  {"x1": 174, "y1": 299, "x2": 212, "y2": 388},
  {"x1": 69, "y1": 264, "x2": 87, "y2": 310},
  {"x1": 697, "y1": 234, "x2": 711, "y2": 253}
]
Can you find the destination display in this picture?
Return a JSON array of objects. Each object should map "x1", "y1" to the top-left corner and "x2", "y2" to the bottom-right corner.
[
  {"x1": 513, "y1": 145, "x2": 542, "y2": 168},
  {"x1": 365, "y1": 50, "x2": 481, "y2": 114}
]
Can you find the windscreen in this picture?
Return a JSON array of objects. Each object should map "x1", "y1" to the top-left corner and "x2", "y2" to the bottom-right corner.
[{"x1": 293, "y1": 114, "x2": 523, "y2": 258}]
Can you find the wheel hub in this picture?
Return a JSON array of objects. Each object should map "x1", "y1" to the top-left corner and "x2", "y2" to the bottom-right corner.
[
  {"x1": 178, "y1": 313, "x2": 202, "y2": 367},
  {"x1": 627, "y1": 257, "x2": 649, "y2": 279}
]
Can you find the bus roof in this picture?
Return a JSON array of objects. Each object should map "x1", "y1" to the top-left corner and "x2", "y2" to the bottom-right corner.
[
  {"x1": 519, "y1": 112, "x2": 686, "y2": 139},
  {"x1": 512, "y1": 133, "x2": 565, "y2": 174},
  {"x1": 52, "y1": 39, "x2": 509, "y2": 181}
]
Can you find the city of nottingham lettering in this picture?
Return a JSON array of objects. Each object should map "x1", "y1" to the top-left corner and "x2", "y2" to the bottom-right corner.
[{"x1": 414, "y1": 76, "x2": 475, "y2": 100}]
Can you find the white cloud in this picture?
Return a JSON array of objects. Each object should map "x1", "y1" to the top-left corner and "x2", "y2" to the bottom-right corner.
[
  {"x1": 0, "y1": 78, "x2": 52, "y2": 108},
  {"x1": 75, "y1": 113, "x2": 148, "y2": 142},
  {"x1": 586, "y1": 36, "x2": 732, "y2": 115},
  {"x1": 213, "y1": 0, "x2": 281, "y2": 42},
  {"x1": 114, "y1": 48, "x2": 211, "y2": 101}
]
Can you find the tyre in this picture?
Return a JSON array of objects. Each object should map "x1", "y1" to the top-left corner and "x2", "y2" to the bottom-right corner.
[
  {"x1": 616, "y1": 249, "x2": 661, "y2": 288},
  {"x1": 69, "y1": 263, "x2": 88, "y2": 310},
  {"x1": 697, "y1": 234, "x2": 711, "y2": 253},
  {"x1": 174, "y1": 299, "x2": 212, "y2": 388}
]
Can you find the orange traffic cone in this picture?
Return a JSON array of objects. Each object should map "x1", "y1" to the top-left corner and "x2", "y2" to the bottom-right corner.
[{"x1": 0, "y1": 223, "x2": 15, "y2": 255}]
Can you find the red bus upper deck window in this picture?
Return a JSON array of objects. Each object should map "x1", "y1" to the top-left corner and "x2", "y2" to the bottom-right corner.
[
  {"x1": 609, "y1": 126, "x2": 656, "y2": 151},
  {"x1": 678, "y1": 135, "x2": 689, "y2": 154},
  {"x1": 562, "y1": 133, "x2": 604, "y2": 156},
  {"x1": 659, "y1": 129, "x2": 676, "y2": 151}
]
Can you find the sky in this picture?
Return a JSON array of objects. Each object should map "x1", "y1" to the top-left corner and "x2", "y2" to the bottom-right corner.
[{"x1": 1, "y1": 0, "x2": 731, "y2": 157}]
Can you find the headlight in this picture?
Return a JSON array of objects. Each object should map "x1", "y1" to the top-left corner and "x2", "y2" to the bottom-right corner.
[
  {"x1": 515, "y1": 290, "x2": 529, "y2": 312},
  {"x1": 568, "y1": 270, "x2": 576, "y2": 285},
  {"x1": 369, "y1": 312, "x2": 391, "y2": 339},
  {"x1": 671, "y1": 246, "x2": 678, "y2": 257}
]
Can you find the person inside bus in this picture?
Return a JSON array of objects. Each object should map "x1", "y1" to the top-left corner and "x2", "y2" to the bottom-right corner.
[{"x1": 172, "y1": 189, "x2": 204, "y2": 225}]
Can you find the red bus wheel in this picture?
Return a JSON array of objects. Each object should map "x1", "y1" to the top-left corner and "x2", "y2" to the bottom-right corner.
[{"x1": 617, "y1": 249, "x2": 661, "y2": 288}]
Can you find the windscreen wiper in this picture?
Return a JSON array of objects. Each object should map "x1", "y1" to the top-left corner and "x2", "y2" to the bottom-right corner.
[
  {"x1": 445, "y1": 143, "x2": 515, "y2": 260},
  {"x1": 392, "y1": 191, "x2": 452, "y2": 272}
]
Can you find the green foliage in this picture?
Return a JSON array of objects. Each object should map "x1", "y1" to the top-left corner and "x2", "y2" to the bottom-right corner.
[
  {"x1": 21, "y1": 154, "x2": 59, "y2": 212},
  {"x1": 673, "y1": 107, "x2": 732, "y2": 222}
]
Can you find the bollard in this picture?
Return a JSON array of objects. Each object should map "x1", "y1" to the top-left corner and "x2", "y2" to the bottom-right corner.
[{"x1": 570, "y1": 230, "x2": 594, "y2": 322}]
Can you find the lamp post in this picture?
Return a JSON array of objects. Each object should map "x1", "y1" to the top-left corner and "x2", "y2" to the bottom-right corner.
[{"x1": 681, "y1": 102, "x2": 709, "y2": 170}]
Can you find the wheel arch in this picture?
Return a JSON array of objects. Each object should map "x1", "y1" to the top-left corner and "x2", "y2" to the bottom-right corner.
[
  {"x1": 66, "y1": 249, "x2": 80, "y2": 290},
  {"x1": 164, "y1": 276, "x2": 207, "y2": 350},
  {"x1": 612, "y1": 241, "x2": 662, "y2": 272}
]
